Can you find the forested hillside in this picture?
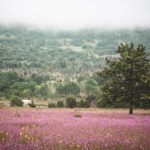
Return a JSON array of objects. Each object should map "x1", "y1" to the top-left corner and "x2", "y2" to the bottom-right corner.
[
  {"x1": 0, "y1": 25, "x2": 150, "y2": 78},
  {"x1": 0, "y1": 25, "x2": 150, "y2": 100}
]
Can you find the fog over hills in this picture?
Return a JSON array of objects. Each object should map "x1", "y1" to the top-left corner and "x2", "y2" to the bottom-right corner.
[{"x1": 0, "y1": 0, "x2": 150, "y2": 29}]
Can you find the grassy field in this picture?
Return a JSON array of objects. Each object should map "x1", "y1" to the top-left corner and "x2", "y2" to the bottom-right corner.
[{"x1": 0, "y1": 108, "x2": 150, "y2": 150}]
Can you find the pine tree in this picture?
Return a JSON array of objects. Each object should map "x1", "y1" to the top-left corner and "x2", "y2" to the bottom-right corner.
[{"x1": 98, "y1": 43, "x2": 150, "y2": 114}]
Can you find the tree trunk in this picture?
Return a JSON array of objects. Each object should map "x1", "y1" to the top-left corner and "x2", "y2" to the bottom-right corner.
[{"x1": 129, "y1": 102, "x2": 133, "y2": 114}]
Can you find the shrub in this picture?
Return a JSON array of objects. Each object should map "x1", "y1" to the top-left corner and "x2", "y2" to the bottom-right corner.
[
  {"x1": 77, "y1": 99, "x2": 90, "y2": 108},
  {"x1": 96, "y1": 99, "x2": 105, "y2": 108},
  {"x1": 66, "y1": 97, "x2": 76, "y2": 108},
  {"x1": 48, "y1": 103, "x2": 56, "y2": 108},
  {"x1": 10, "y1": 96, "x2": 23, "y2": 107},
  {"x1": 86, "y1": 95, "x2": 96, "y2": 103},
  {"x1": 28, "y1": 100, "x2": 36, "y2": 108},
  {"x1": 57, "y1": 101, "x2": 64, "y2": 108},
  {"x1": 96, "y1": 99, "x2": 128, "y2": 108}
]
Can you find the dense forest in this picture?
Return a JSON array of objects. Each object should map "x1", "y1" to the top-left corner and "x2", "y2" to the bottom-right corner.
[{"x1": 0, "y1": 25, "x2": 150, "y2": 104}]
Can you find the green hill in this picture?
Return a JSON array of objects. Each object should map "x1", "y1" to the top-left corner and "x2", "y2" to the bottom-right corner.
[{"x1": 0, "y1": 25, "x2": 150, "y2": 78}]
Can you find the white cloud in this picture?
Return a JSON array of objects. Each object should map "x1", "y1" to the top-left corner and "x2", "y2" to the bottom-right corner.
[{"x1": 0, "y1": 0, "x2": 150, "y2": 29}]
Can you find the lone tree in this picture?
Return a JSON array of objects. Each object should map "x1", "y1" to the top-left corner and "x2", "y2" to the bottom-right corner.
[{"x1": 97, "y1": 43, "x2": 150, "y2": 114}]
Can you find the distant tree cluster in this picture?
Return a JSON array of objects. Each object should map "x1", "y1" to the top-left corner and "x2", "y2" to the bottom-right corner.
[
  {"x1": 56, "y1": 82, "x2": 80, "y2": 97},
  {"x1": 0, "y1": 72, "x2": 50, "y2": 100}
]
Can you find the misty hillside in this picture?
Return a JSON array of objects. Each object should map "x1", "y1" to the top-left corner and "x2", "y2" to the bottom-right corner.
[{"x1": 0, "y1": 26, "x2": 150, "y2": 78}]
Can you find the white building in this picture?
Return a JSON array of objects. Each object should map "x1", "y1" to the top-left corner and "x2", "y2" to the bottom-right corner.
[{"x1": 22, "y1": 99, "x2": 32, "y2": 107}]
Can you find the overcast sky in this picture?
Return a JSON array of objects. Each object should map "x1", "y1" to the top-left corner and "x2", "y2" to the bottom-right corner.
[{"x1": 0, "y1": 0, "x2": 150, "y2": 29}]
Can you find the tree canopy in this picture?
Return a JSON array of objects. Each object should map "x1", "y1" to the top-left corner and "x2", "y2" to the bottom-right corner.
[{"x1": 98, "y1": 43, "x2": 150, "y2": 114}]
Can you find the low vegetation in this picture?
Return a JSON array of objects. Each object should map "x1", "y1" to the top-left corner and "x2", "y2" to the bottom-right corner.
[
  {"x1": 10, "y1": 96, "x2": 23, "y2": 107},
  {"x1": 0, "y1": 109, "x2": 149, "y2": 149}
]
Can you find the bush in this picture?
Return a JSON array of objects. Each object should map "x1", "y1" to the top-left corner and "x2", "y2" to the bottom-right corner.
[
  {"x1": 57, "y1": 101, "x2": 64, "y2": 108},
  {"x1": 28, "y1": 100, "x2": 36, "y2": 108},
  {"x1": 86, "y1": 95, "x2": 96, "y2": 103},
  {"x1": 10, "y1": 96, "x2": 23, "y2": 107},
  {"x1": 77, "y1": 99, "x2": 90, "y2": 108},
  {"x1": 48, "y1": 103, "x2": 56, "y2": 108},
  {"x1": 66, "y1": 97, "x2": 76, "y2": 108},
  {"x1": 96, "y1": 99, "x2": 129, "y2": 108},
  {"x1": 96, "y1": 99, "x2": 107, "y2": 108}
]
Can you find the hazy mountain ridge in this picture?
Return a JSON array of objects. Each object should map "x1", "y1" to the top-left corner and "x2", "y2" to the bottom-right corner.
[{"x1": 0, "y1": 25, "x2": 150, "y2": 78}]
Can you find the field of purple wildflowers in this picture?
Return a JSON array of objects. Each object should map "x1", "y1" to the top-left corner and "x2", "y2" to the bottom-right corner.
[{"x1": 0, "y1": 108, "x2": 150, "y2": 150}]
